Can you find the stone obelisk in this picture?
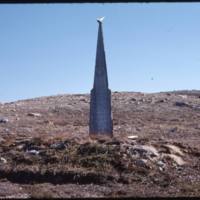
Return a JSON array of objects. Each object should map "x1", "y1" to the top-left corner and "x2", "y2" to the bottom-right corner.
[{"x1": 89, "y1": 17, "x2": 113, "y2": 138}]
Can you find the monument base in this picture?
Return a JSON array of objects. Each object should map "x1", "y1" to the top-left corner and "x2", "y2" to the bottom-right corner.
[{"x1": 89, "y1": 132, "x2": 113, "y2": 140}]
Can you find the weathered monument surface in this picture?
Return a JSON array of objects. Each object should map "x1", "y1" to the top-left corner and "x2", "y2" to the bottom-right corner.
[{"x1": 89, "y1": 18, "x2": 113, "y2": 137}]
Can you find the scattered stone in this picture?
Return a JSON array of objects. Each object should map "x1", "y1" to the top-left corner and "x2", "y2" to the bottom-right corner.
[
  {"x1": 127, "y1": 135, "x2": 138, "y2": 140},
  {"x1": 0, "y1": 157, "x2": 7, "y2": 164},
  {"x1": 176, "y1": 166, "x2": 183, "y2": 171},
  {"x1": 157, "y1": 160, "x2": 165, "y2": 167},
  {"x1": 155, "y1": 99, "x2": 165, "y2": 103},
  {"x1": 169, "y1": 127, "x2": 178, "y2": 133},
  {"x1": 174, "y1": 102, "x2": 190, "y2": 108},
  {"x1": 16, "y1": 144, "x2": 25, "y2": 151},
  {"x1": 135, "y1": 159, "x2": 148, "y2": 168},
  {"x1": 193, "y1": 105, "x2": 200, "y2": 111},
  {"x1": 26, "y1": 149, "x2": 40, "y2": 155},
  {"x1": 159, "y1": 167, "x2": 164, "y2": 171},
  {"x1": 0, "y1": 138, "x2": 5, "y2": 143},
  {"x1": 130, "y1": 145, "x2": 159, "y2": 160},
  {"x1": 130, "y1": 98, "x2": 136, "y2": 102},
  {"x1": 178, "y1": 95, "x2": 187, "y2": 99},
  {"x1": 4, "y1": 128, "x2": 10, "y2": 133},
  {"x1": 0, "y1": 118, "x2": 9, "y2": 123},
  {"x1": 79, "y1": 97, "x2": 87, "y2": 103},
  {"x1": 151, "y1": 174, "x2": 171, "y2": 187},
  {"x1": 27, "y1": 113, "x2": 42, "y2": 117},
  {"x1": 50, "y1": 142, "x2": 66, "y2": 150},
  {"x1": 136, "y1": 127, "x2": 141, "y2": 131}
]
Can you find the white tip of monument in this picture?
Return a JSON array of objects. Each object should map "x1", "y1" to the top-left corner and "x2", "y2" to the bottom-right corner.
[{"x1": 97, "y1": 16, "x2": 105, "y2": 23}]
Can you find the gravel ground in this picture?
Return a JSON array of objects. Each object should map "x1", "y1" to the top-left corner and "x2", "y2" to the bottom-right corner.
[{"x1": 0, "y1": 91, "x2": 199, "y2": 198}]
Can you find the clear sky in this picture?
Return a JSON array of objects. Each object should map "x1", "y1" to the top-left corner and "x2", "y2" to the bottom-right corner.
[{"x1": 0, "y1": 3, "x2": 200, "y2": 102}]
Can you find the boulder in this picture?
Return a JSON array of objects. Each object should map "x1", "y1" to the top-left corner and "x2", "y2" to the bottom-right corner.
[
  {"x1": 163, "y1": 144, "x2": 184, "y2": 156},
  {"x1": 164, "y1": 154, "x2": 186, "y2": 166}
]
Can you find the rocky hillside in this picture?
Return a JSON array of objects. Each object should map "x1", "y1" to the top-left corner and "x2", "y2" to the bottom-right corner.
[{"x1": 0, "y1": 91, "x2": 199, "y2": 198}]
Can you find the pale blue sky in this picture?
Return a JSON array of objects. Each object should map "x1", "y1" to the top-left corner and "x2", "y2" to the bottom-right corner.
[{"x1": 0, "y1": 3, "x2": 200, "y2": 102}]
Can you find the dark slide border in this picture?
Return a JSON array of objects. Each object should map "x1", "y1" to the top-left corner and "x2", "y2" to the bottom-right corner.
[{"x1": 0, "y1": 0, "x2": 199, "y2": 4}]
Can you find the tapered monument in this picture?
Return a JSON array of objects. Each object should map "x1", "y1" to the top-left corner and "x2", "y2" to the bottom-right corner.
[{"x1": 89, "y1": 17, "x2": 113, "y2": 138}]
